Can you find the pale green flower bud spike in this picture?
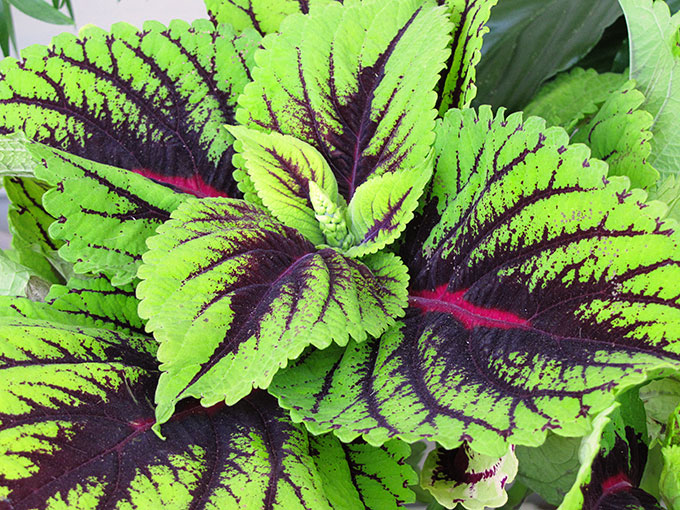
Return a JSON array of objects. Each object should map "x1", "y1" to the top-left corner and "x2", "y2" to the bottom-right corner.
[{"x1": 308, "y1": 180, "x2": 355, "y2": 251}]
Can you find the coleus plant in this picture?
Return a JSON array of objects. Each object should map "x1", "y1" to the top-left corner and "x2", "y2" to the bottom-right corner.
[{"x1": 0, "y1": 0, "x2": 680, "y2": 509}]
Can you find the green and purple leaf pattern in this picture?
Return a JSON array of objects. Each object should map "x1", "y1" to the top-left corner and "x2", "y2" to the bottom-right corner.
[
  {"x1": 269, "y1": 106, "x2": 680, "y2": 456},
  {"x1": 33, "y1": 144, "x2": 187, "y2": 285},
  {"x1": 205, "y1": 0, "x2": 342, "y2": 35},
  {"x1": 0, "y1": 316, "x2": 413, "y2": 509},
  {"x1": 137, "y1": 197, "x2": 408, "y2": 427},
  {"x1": 437, "y1": 0, "x2": 497, "y2": 113},
  {"x1": 0, "y1": 19, "x2": 260, "y2": 197},
  {"x1": 237, "y1": 0, "x2": 451, "y2": 253}
]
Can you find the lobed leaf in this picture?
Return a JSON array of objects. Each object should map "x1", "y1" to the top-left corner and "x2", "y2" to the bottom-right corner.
[
  {"x1": 0, "y1": 19, "x2": 260, "y2": 197},
  {"x1": 270, "y1": 107, "x2": 680, "y2": 456},
  {"x1": 237, "y1": 0, "x2": 451, "y2": 203},
  {"x1": 523, "y1": 67, "x2": 627, "y2": 134},
  {"x1": 33, "y1": 144, "x2": 187, "y2": 285},
  {"x1": 620, "y1": 0, "x2": 680, "y2": 179},
  {"x1": 0, "y1": 317, "x2": 412, "y2": 509},
  {"x1": 137, "y1": 197, "x2": 408, "y2": 428},
  {"x1": 571, "y1": 81, "x2": 659, "y2": 189}
]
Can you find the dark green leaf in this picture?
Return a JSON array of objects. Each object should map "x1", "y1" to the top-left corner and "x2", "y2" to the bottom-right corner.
[{"x1": 7, "y1": 0, "x2": 73, "y2": 25}]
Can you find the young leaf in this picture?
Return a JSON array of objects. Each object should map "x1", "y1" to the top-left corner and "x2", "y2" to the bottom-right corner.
[
  {"x1": 0, "y1": 132, "x2": 35, "y2": 178},
  {"x1": 474, "y1": 0, "x2": 622, "y2": 111},
  {"x1": 571, "y1": 81, "x2": 659, "y2": 189},
  {"x1": 0, "y1": 317, "x2": 412, "y2": 509},
  {"x1": 620, "y1": 0, "x2": 680, "y2": 179},
  {"x1": 640, "y1": 375, "x2": 680, "y2": 445},
  {"x1": 420, "y1": 443, "x2": 518, "y2": 510},
  {"x1": 0, "y1": 249, "x2": 47, "y2": 298},
  {"x1": 229, "y1": 125, "x2": 339, "y2": 246},
  {"x1": 560, "y1": 391, "x2": 663, "y2": 510},
  {"x1": 0, "y1": 19, "x2": 260, "y2": 197},
  {"x1": 33, "y1": 144, "x2": 187, "y2": 285},
  {"x1": 205, "y1": 0, "x2": 341, "y2": 35},
  {"x1": 269, "y1": 107, "x2": 680, "y2": 456},
  {"x1": 523, "y1": 68, "x2": 627, "y2": 133},
  {"x1": 237, "y1": 0, "x2": 451, "y2": 203},
  {"x1": 137, "y1": 197, "x2": 408, "y2": 428},
  {"x1": 437, "y1": 0, "x2": 497, "y2": 113}
]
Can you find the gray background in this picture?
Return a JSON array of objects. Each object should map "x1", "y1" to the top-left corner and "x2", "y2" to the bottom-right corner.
[{"x1": 0, "y1": 2, "x2": 552, "y2": 509}]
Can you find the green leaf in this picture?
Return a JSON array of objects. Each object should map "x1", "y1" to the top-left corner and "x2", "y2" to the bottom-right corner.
[
  {"x1": 523, "y1": 67, "x2": 628, "y2": 133},
  {"x1": 650, "y1": 175, "x2": 680, "y2": 223},
  {"x1": 137, "y1": 197, "x2": 408, "y2": 429},
  {"x1": 661, "y1": 444, "x2": 680, "y2": 510},
  {"x1": 0, "y1": 133, "x2": 36, "y2": 178},
  {"x1": 270, "y1": 107, "x2": 680, "y2": 457},
  {"x1": 0, "y1": 19, "x2": 260, "y2": 198},
  {"x1": 32, "y1": 144, "x2": 188, "y2": 285},
  {"x1": 6, "y1": 0, "x2": 73, "y2": 25},
  {"x1": 228, "y1": 125, "x2": 339, "y2": 246},
  {"x1": 640, "y1": 375, "x2": 680, "y2": 445},
  {"x1": 237, "y1": 0, "x2": 451, "y2": 205},
  {"x1": 437, "y1": 0, "x2": 498, "y2": 113},
  {"x1": 205, "y1": 0, "x2": 341, "y2": 34},
  {"x1": 0, "y1": 0, "x2": 11, "y2": 57},
  {"x1": 571, "y1": 80, "x2": 659, "y2": 189},
  {"x1": 515, "y1": 434, "x2": 581, "y2": 506},
  {"x1": 474, "y1": 0, "x2": 622, "y2": 111},
  {"x1": 345, "y1": 163, "x2": 432, "y2": 257},
  {"x1": 420, "y1": 443, "x2": 518, "y2": 510},
  {"x1": 620, "y1": 0, "x2": 680, "y2": 178},
  {"x1": 0, "y1": 249, "x2": 47, "y2": 298},
  {"x1": 0, "y1": 316, "x2": 412, "y2": 509}
]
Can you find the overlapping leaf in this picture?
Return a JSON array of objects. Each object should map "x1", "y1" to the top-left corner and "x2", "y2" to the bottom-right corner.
[
  {"x1": 237, "y1": 0, "x2": 451, "y2": 252},
  {"x1": 437, "y1": 0, "x2": 497, "y2": 113},
  {"x1": 137, "y1": 197, "x2": 408, "y2": 427},
  {"x1": 0, "y1": 132, "x2": 34, "y2": 178},
  {"x1": 33, "y1": 144, "x2": 187, "y2": 285},
  {"x1": 269, "y1": 106, "x2": 680, "y2": 457},
  {"x1": 205, "y1": 0, "x2": 341, "y2": 35},
  {"x1": 560, "y1": 392, "x2": 662, "y2": 510},
  {"x1": 0, "y1": 19, "x2": 260, "y2": 197},
  {"x1": 0, "y1": 316, "x2": 413, "y2": 509},
  {"x1": 523, "y1": 68, "x2": 627, "y2": 133},
  {"x1": 620, "y1": 0, "x2": 680, "y2": 178},
  {"x1": 571, "y1": 81, "x2": 658, "y2": 189}
]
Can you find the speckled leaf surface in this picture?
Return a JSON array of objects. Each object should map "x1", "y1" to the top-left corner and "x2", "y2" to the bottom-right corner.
[
  {"x1": 237, "y1": 0, "x2": 451, "y2": 209},
  {"x1": 0, "y1": 20, "x2": 260, "y2": 197},
  {"x1": 269, "y1": 107, "x2": 680, "y2": 456},
  {"x1": 33, "y1": 144, "x2": 187, "y2": 285},
  {"x1": 0, "y1": 316, "x2": 411, "y2": 509},
  {"x1": 205, "y1": 0, "x2": 342, "y2": 35},
  {"x1": 437, "y1": 0, "x2": 497, "y2": 113},
  {"x1": 137, "y1": 197, "x2": 408, "y2": 428}
]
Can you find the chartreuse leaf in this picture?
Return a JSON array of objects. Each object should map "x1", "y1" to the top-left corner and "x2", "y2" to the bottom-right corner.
[
  {"x1": 0, "y1": 19, "x2": 260, "y2": 197},
  {"x1": 571, "y1": 81, "x2": 659, "y2": 189},
  {"x1": 228, "y1": 125, "x2": 339, "y2": 246},
  {"x1": 524, "y1": 68, "x2": 627, "y2": 133},
  {"x1": 0, "y1": 316, "x2": 412, "y2": 509},
  {"x1": 437, "y1": 0, "x2": 497, "y2": 113},
  {"x1": 32, "y1": 144, "x2": 187, "y2": 285},
  {"x1": 205, "y1": 0, "x2": 341, "y2": 34},
  {"x1": 137, "y1": 197, "x2": 408, "y2": 429},
  {"x1": 269, "y1": 106, "x2": 680, "y2": 457},
  {"x1": 620, "y1": 0, "x2": 680, "y2": 178},
  {"x1": 560, "y1": 391, "x2": 662, "y2": 510},
  {"x1": 421, "y1": 443, "x2": 518, "y2": 510},
  {"x1": 237, "y1": 0, "x2": 451, "y2": 233}
]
